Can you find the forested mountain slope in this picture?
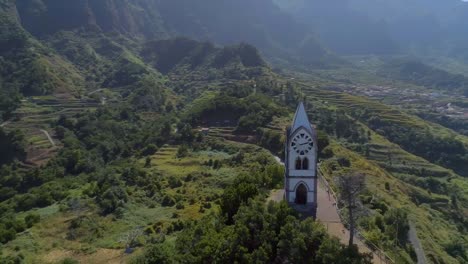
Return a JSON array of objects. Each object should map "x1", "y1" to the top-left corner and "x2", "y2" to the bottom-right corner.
[
  {"x1": 14, "y1": 0, "x2": 331, "y2": 65},
  {"x1": 0, "y1": 0, "x2": 468, "y2": 263},
  {"x1": 0, "y1": 0, "x2": 334, "y2": 114}
]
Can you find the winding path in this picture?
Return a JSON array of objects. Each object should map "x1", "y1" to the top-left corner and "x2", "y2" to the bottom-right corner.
[{"x1": 40, "y1": 129, "x2": 56, "y2": 147}]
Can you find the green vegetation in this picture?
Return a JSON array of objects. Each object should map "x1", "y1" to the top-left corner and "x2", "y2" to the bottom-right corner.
[
  {"x1": 379, "y1": 59, "x2": 468, "y2": 95},
  {"x1": 0, "y1": 128, "x2": 25, "y2": 166},
  {"x1": 299, "y1": 85, "x2": 468, "y2": 176},
  {"x1": 1, "y1": 1, "x2": 468, "y2": 263},
  {"x1": 133, "y1": 200, "x2": 371, "y2": 264}
]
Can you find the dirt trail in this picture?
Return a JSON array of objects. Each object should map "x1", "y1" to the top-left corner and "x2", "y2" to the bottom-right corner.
[
  {"x1": 40, "y1": 129, "x2": 56, "y2": 147},
  {"x1": 409, "y1": 222, "x2": 427, "y2": 264}
]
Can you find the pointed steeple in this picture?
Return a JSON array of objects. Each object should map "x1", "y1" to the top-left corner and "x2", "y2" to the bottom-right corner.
[{"x1": 291, "y1": 102, "x2": 313, "y2": 134}]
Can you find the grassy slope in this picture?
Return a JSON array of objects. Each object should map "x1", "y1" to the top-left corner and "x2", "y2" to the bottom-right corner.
[
  {"x1": 320, "y1": 141, "x2": 459, "y2": 263},
  {"x1": 297, "y1": 80, "x2": 468, "y2": 263},
  {"x1": 2, "y1": 142, "x2": 274, "y2": 263}
]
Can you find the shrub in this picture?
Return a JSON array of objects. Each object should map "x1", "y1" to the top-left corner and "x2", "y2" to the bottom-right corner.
[
  {"x1": 25, "y1": 213, "x2": 41, "y2": 228},
  {"x1": 60, "y1": 258, "x2": 79, "y2": 264},
  {"x1": 168, "y1": 177, "x2": 182, "y2": 188},
  {"x1": 97, "y1": 185, "x2": 128, "y2": 214},
  {"x1": 142, "y1": 144, "x2": 158, "y2": 156},
  {"x1": 162, "y1": 195, "x2": 176, "y2": 207},
  {"x1": 176, "y1": 145, "x2": 189, "y2": 158},
  {"x1": 337, "y1": 157, "x2": 351, "y2": 167}
]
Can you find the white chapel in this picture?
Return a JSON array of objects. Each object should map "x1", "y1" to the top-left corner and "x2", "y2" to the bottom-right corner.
[{"x1": 284, "y1": 102, "x2": 318, "y2": 218}]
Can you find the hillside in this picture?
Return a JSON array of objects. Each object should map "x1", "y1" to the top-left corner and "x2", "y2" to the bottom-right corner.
[
  {"x1": 0, "y1": 0, "x2": 85, "y2": 100},
  {"x1": 1, "y1": 0, "x2": 468, "y2": 263},
  {"x1": 1, "y1": 35, "x2": 468, "y2": 262},
  {"x1": 12, "y1": 0, "x2": 331, "y2": 66},
  {"x1": 0, "y1": 36, "x2": 370, "y2": 263},
  {"x1": 378, "y1": 59, "x2": 468, "y2": 96}
]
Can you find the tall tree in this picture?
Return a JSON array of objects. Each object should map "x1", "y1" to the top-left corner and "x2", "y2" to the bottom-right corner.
[{"x1": 336, "y1": 172, "x2": 366, "y2": 247}]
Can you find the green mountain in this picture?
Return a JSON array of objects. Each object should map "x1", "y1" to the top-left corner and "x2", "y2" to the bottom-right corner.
[
  {"x1": 14, "y1": 0, "x2": 331, "y2": 64},
  {"x1": 1, "y1": 0, "x2": 468, "y2": 263},
  {"x1": 0, "y1": 0, "x2": 84, "y2": 97}
]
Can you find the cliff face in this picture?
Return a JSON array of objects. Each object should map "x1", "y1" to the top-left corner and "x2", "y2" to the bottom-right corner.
[{"x1": 12, "y1": 0, "x2": 329, "y2": 64}]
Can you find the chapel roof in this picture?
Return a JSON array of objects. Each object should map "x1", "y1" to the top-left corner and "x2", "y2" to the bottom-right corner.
[{"x1": 291, "y1": 102, "x2": 314, "y2": 135}]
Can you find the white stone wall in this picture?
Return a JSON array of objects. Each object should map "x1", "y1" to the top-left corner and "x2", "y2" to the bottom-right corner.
[
  {"x1": 287, "y1": 128, "x2": 318, "y2": 173},
  {"x1": 286, "y1": 178, "x2": 315, "y2": 203},
  {"x1": 288, "y1": 169, "x2": 317, "y2": 177},
  {"x1": 285, "y1": 126, "x2": 318, "y2": 206}
]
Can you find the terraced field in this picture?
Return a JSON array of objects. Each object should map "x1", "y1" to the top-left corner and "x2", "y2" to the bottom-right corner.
[
  {"x1": 297, "y1": 82, "x2": 465, "y2": 179},
  {"x1": 289, "y1": 81, "x2": 468, "y2": 263},
  {"x1": 320, "y1": 142, "x2": 459, "y2": 263},
  {"x1": 3, "y1": 96, "x2": 100, "y2": 166},
  {"x1": 299, "y1": 83, "x2": 468, "y2": 144}
]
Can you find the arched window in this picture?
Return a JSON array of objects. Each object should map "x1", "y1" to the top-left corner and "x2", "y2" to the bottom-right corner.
[
  {"x1": 295, "y1": 183, "x2": 308, "y2": 204},
  {"x1": 295, "y1": 157, "x2": 302, "y2": 170},
  {"x1": 302, "y1": 157, "x2": 309, "y2": 170}
]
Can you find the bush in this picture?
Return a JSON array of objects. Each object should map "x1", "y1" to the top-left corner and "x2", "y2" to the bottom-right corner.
[
  {"x1": 162, "y1": 195, "x2": 176, "y2": 207},
  {"x1": 60, "y1": 258, "x2": 80, "y2": 264},
  {"x1": 0, "y1": 225, "x2": 16, "y2": 244},
  {"x1": 168, "y1": 177, "x2": 182, "y2": 189},
  {"x1": 337, "y1": 157, "x2": 351, "y2": 167},
  {"x1": 176, "y1": 145, "x2": 189, "y2": 158},
  {"x1": 175, "y1": 202, "x2": 185, "y2": 210},
  {"x1": 25, "y1": 213, "x2": 41, "y2": 228},
  {"x1": 142, "y1": 144, "x2": 158, "y2": 156},
  {"x1": 134, "y1": 243, "x2": 176, "y2": 264},
  {"x1": 97, "y1": 185, "x2": 128, "y2": 214}
]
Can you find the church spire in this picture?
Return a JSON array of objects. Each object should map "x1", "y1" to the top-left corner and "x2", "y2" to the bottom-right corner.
[{"x1": 291, "y1": 102, "x2": 312, "y2": 134}]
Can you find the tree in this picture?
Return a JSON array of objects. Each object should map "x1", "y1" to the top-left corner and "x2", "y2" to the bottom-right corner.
[
  {"x1": 145, "y1": 157, "x2": 152, "y2": 168},
  {"x1": 383, "y1": 208, "x2": 409, "y2": 246},
  {"x1": 336, "y1": 172, "x2": 366, "y2": 247},
  {"x1": 142, "y1": 144, "x2": 158, "y2": 156},
  {"x1": 24, "y1": 213, "x2": 40, "y2": 228},
  {"x1": 120, "y1": 227, "x2": 144, "y2": 252},
  {"x1": 176, "y1": 145, "x2": 189, "y2": 158}
]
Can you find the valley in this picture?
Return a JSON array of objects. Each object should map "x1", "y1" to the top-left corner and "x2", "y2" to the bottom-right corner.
[{"x1": 1, "y1": 0, "x2": 468, "y2": 263}]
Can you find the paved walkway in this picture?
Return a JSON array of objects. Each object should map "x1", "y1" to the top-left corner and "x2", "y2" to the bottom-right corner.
[
  {"x1": 315, "y1": 181, "x2": 385, "y2": 263},
  {"x1": 269, "y1": 156, "x2": 390, "y2": 263},
  {"x1": 268, "y1": 181, "x2": 387, "y2": 264}
]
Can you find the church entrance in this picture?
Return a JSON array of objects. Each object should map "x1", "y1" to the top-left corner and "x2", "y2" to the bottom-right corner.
[{"x1": 295, "y1": 184, "x2": 308, "y2": 204}]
